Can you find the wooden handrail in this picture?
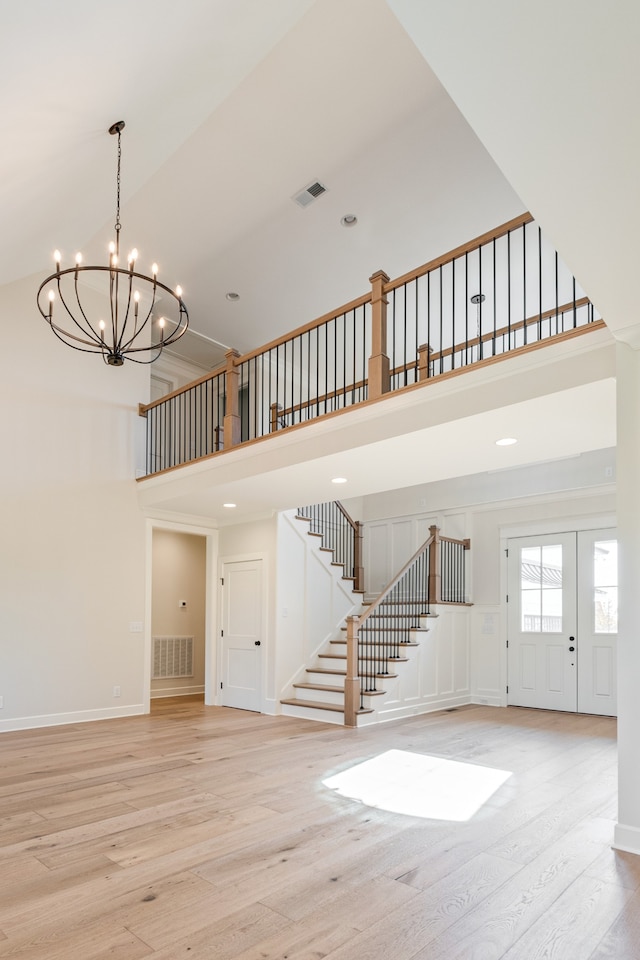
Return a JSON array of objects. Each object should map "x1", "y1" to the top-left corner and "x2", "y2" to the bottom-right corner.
[
  {"x1": 336, "y1": 500, "x2": 363, "y2": 592},
  {"x1": 357, "y1": 531, "x2": 436, "y2": 629},
  {"x1": 236, "y1": 292, "x2": 372, "y2": 367},
  {"x1": 139, "y1": 362, "x2": 227, "y2": 415},
  {"x1": 387, "y1": 295, "x2": 592, "y2": 380},
  {"x1": 429, "y1": 296, "x2": 591, "y2": 365},
  {"x1": 384, "y1": 212, "x2": 534, "y2": 293}
]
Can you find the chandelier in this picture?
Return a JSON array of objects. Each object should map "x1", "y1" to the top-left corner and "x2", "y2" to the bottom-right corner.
[{"x1": 36, "y1": 121, "x2": 189, "y2": 366}]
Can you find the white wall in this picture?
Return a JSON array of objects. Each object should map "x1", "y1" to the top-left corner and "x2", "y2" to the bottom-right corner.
[
  {"x1": 151, "y1": 529, "x2": 206, "y2": 698},
  {"x1": 0, "y1": 274, "x2": 150, "y2": 730}
]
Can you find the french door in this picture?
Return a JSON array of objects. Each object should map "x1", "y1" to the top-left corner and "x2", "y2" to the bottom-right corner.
[{"x1": 507, "y1": 530, "x2": 617, "y2": 716}]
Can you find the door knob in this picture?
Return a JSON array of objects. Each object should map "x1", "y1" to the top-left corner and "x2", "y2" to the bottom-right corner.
[
  {"x1": 254, "y1": 640, "x2": 261, "y2": 646},
  {"x1": 569, "y1": 646, "x2": 575, "y2": 652}
]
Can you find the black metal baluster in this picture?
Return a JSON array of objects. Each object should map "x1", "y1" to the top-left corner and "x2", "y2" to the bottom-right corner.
[{"x1": 523, "y1": 221, "x2": 528, "y2": 345}]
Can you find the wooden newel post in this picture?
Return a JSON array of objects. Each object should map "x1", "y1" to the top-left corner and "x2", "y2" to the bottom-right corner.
[
  {"x1": 270, "y1": 402, "x2": 283, "y2": 433},
  {"x1": 344, "y1": 615, "x2": 360, "y2": 727},
  {"x1": 417, "y1": 343, "x2": 433, "y2": 381},
  {"x1": 223, "y1": 348, "x2": 241, "y2": 448},
  {"x1": 428, "y1": 524, "x2": 441, "y2": 605},
  {"x1": 368, "y1": 270, "x2": 391, "y2": 400},
  {"x1": 354, "y1": 521, "x2": 364, "y2": 593}
]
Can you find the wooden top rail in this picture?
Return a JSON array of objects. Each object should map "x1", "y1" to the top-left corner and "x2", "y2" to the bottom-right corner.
[
  {"x1": 357, "y1": 532, "x2": 436, "y2": 629},
  {"x1": 139, "y1": 362, "x2": 226, "y2": 415},
  {"x1": 336, "y1": 500, "x2": 358, "y2": 534},
  {"x1": 236, "y1": 291, "x2": 372, "y2": 367},
  {"x1": 384, "y1": 212, "x2": 534, "y2": 294}
]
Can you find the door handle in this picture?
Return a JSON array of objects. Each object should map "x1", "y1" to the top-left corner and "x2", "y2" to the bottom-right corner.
[
  {"x1": 569, "y1": 646, "x2": 575, "y2": 652},
  {"x1": 254, "y1": 640, "x2": 261, "y2": 646}
]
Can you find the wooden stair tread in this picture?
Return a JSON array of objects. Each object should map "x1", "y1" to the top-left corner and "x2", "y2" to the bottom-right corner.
[
  {"x1": 280, "y1": 698, "x2": 344, "y2": 713},
  {"x1": 319, "y1": 653, "x2": 409, "y2": 663},
  {"x1": 293, "y1": 681, "x2": 387, "y2": 698},
  {"x1": 281, "y1": 698, "x2": 374, "y2": 716},
  {"x1": 331, "y1": 639, "x2": 419, "y2": 648},
  {"x1": 307, "y1": 667, "x2": 347, "y2": 676}
]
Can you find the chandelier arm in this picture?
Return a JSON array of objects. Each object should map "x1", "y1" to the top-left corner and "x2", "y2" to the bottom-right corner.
[
  {"x1": 72, "y1": 269, "x2": 104, "y2": 345},
  {"x1": 37, "y1": 273, "x2": 103, "y2": 348},
  {"x1": 109, "y1": 260, "x2": 120, "y2": 352},
  {"x1": 113, "y1": 272, "x2": 136, "y2": 354},
  {"x1": 118, "y1": 276, "x2": 157, "y2": 353},
  {"x1": 118, "y1": 305, "x2": 189, "y2": 353},
  {"x1": 46, "y1": 320, "x2": 113, "y2": 353}
]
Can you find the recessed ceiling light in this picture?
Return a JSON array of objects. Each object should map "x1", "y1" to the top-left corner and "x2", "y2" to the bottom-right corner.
[
  {"x1": 331, "y1": 477, "x2": 347, "y2": 484},
  {"x1": 495, "y1": 437, "x2": 518, "y2": 446},
  {"x1": 226, "y1": 292, "x2": 240, "y2": 302},
  {"x1": 340, "y1": 214, "x2": 358, "y2": 227},
  {"x1": 223, "y1": 502, "x2": 237, "y2": 508}
]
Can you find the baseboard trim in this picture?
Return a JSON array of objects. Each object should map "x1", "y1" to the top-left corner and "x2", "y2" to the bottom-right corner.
[
  {"x1": 613, "y1": 823, "x2": 640, "y2": 856},
  {"x1": 358, "y1": 693, "x2": 472, "y2": 726},
  {"x1": 150, "y1": 685, "x2": 205, "y2": 700},
  {"x1": 470, "y1": 694, "x2": 504, "y2": 708},
  {"x1": 0, "y1": 704, "x2": 146, "y2": 734}
]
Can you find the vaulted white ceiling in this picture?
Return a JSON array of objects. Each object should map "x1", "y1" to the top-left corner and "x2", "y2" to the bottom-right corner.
[{"x1": 3, "y1": 0, "x2": 524, "y2": 367}]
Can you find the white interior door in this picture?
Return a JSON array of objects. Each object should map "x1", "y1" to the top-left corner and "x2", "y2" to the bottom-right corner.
[
  {"x1": 576, "y1": 530, "x2": 617, "y2": 716},
  {"x1": 507, "y1": 529, "x2": 617, "y2": 715},
  {"x1": 220, "y1": 559, "x2": 263, "y2": 711},
  {"x1": 507, "y1": 533, "x2": 578, "y2": 712}
]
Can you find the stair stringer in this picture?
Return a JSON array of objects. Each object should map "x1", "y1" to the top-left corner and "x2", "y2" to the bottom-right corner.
[
  {"x1": 276, "y1": 509, "x2": 364, "y2": 722},
  {"x1": 355, "y1": 604, "x2": 472, "y2": 726}
]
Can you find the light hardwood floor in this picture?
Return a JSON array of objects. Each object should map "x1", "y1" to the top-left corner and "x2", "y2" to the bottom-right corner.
[{"x1": 0, "y1": 700, "x2": 638, "y2": 959}]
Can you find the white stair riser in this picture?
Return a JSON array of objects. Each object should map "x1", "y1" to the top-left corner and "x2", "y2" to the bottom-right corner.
[
  {"x1": 305, "y1": 670, "x2": 346, "y2": 685},
  {"x1": 318, "y1": 656, "x2": 347, "y2": 665},
  {"x1": 293, "y1": 686, "x2": 344, "y2": 705}
]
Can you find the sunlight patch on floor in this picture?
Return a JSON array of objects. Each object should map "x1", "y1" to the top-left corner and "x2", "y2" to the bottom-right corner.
[{"x1": 322, "y1": 749, "x2": 512, "y2": 821}]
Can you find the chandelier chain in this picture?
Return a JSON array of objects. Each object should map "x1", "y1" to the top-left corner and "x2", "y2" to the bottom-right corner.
[{"x1": 115, "y1": 128, "x2": 122, "y2": 238}]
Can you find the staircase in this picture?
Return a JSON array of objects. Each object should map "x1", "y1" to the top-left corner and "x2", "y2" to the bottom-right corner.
[
  {"x1": 280, "y1": 508, "x2": 432, "y2": 723},
  {"x1": 280, "y1": 508, "x2": 470, "y2": 726},
  {"x1": 280, "y1": 595, "x2": 431, "y2": 724}
]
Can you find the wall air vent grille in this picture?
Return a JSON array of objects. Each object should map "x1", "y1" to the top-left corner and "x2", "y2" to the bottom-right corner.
[
  {"x1": 152, "y1": 636, "x2": 194, "y2": 679},
  {"x1": 293, "y1": 180, "x2": 327, "y2": 207}
]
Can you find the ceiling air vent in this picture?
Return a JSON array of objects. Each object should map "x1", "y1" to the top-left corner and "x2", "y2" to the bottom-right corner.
[{"x1": 293, "y1": 180, "x2": 327, "y2": 208}]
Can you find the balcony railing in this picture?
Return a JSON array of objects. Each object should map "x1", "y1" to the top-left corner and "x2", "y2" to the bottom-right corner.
[{"x1": 138, "y1": 213, "x2": 602, "y2": 478}]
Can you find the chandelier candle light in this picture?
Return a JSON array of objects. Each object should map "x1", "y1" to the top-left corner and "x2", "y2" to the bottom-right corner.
[{"x1": 37, "y1": 121, "x2": 189, "y2": 365}]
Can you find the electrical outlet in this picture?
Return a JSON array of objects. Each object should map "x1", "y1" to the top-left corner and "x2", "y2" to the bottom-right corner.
[{"x1": 113, "y1": 685, "x2": 121, "y2": 698}]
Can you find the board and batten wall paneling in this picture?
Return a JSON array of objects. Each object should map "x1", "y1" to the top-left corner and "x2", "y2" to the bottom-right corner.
[{"x1": 364, "y1": 516, "x2": 438, "y2": 595}]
